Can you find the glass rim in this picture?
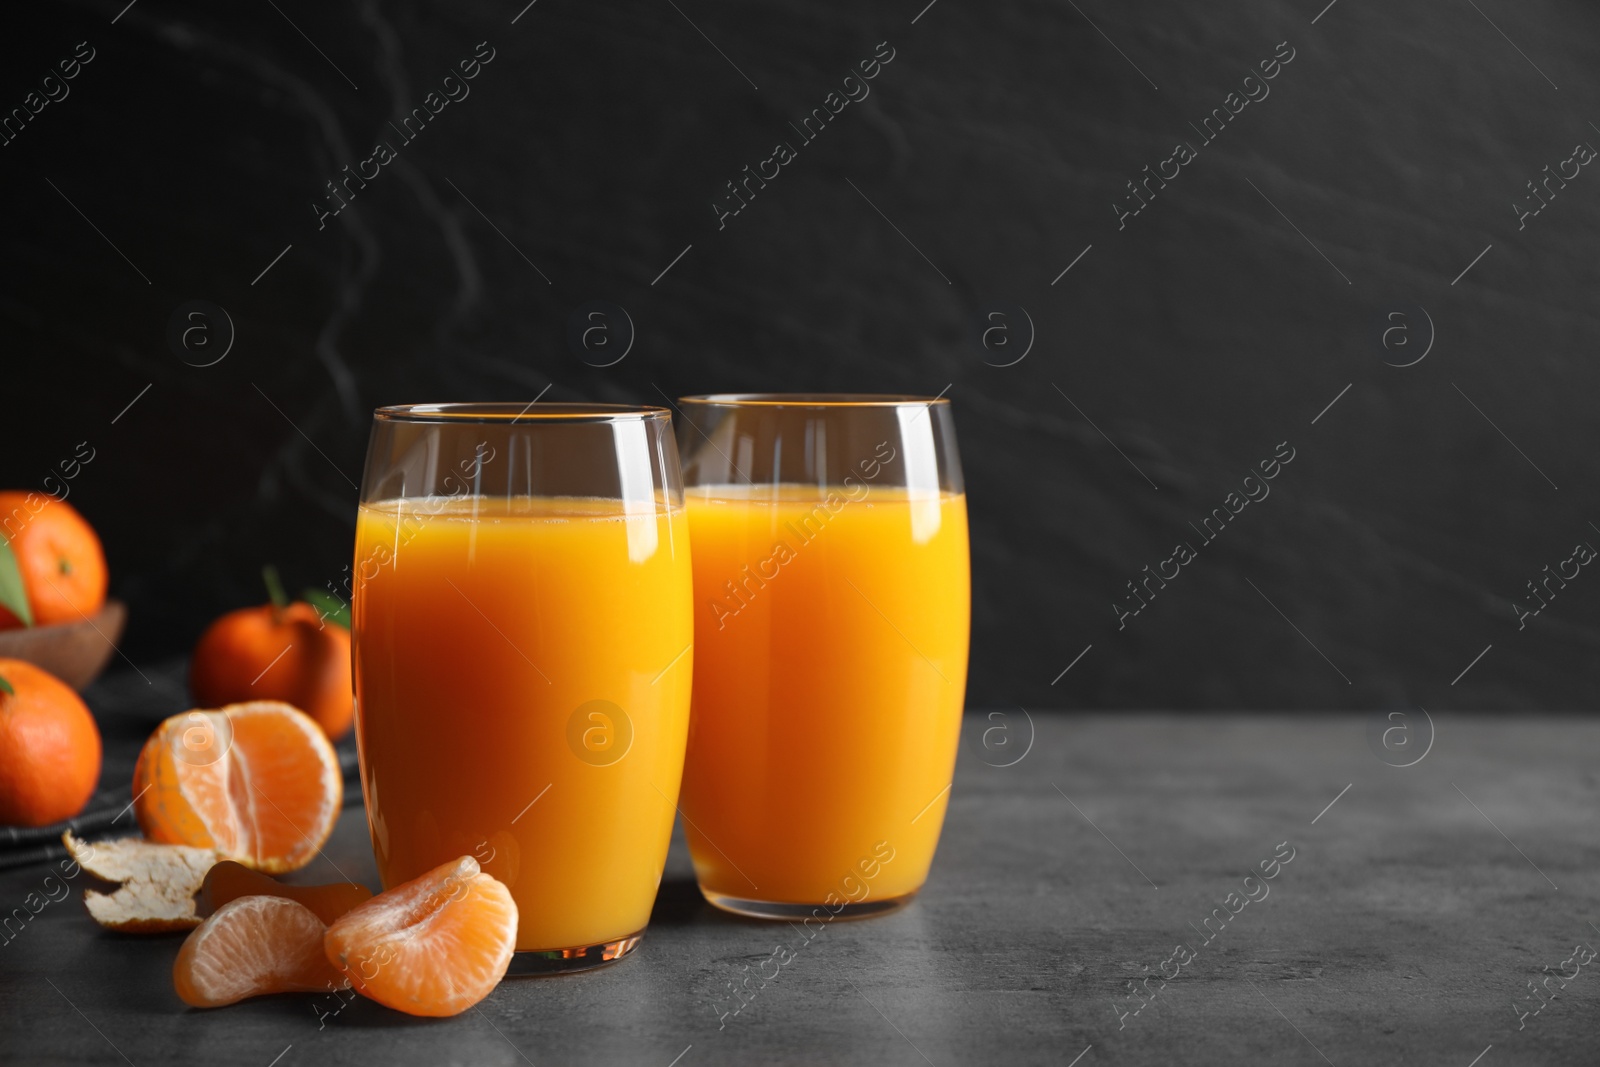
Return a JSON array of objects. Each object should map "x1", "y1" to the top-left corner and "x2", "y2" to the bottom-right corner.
[
  {"x1": 677, "y1": 392, "x2": 951, "y2": 409},
  {"x1": 372, "y1": 402, "x2": 671, "y2": 424}
]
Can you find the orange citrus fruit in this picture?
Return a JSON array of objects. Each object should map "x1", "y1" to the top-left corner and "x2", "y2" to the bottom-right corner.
[
  {"x1": 0, "y1": 658, "x2": 102, "y2": 826},
  {"x1": 197, "y1": 860, "x2": 372, "y2": 925},
  {"x1": 133, "y1": 701, "x2": 341, "y2": 873},
  {"x1": 173, "y1": 895, "x2": 346, "y2": 1007},
  {"x1": 324, "y1": 856, "x2": 517, "y2": 1017},
  {"x1": 0, "y1": 492, "x2": 107, "y2": 628},
  {"x1": 190, "y1": 600, "x2": 353, "y2": 740}
]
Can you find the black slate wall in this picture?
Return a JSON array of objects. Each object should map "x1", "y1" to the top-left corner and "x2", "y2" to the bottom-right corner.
[{"x1": 5, "y1": 0, "x2": 1599, "y2": 709}]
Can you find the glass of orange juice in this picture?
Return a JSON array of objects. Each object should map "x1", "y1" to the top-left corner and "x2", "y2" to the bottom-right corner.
[
  {"x1": 675, "y1": 394, "x2": 970, "y2": 919},
  {"x1": 351, "y1": 403, "x2": 693, "y2": 971}
]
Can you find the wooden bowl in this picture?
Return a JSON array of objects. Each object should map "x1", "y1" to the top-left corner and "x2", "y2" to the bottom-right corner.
[{"x1": 0, "y1": 599, "x2": 127, "y2": 690}]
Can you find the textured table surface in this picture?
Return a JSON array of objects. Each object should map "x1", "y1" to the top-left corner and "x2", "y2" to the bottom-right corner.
[{"x1": 3, "y1": 709, "x2": 1597, "y2": 1066}]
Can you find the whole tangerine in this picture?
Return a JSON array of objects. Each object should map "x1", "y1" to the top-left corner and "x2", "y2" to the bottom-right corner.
[
  {"x1": 0, "y1": 492, "x2": 108, "y2": 628},
  {"x1": 0, "y1": 658, "x2": 103, "y2": 826},
  {"x1": 190, "y1": 595, "x2": 353, "y2": 741}
]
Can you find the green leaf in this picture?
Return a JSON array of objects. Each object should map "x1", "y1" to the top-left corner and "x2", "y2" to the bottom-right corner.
[
  {"x1": 0, "y1": 675, "x2": 13, "y2": 696},
  {"x1": 262, "y1": 565, "x2": 289, "y2": 614},
  {"x1": 303, "y1": 588, "x2": 351, "y2": 629},
  {"x1": 0, "y1": 537, "x2": 34, "y2": 628}
]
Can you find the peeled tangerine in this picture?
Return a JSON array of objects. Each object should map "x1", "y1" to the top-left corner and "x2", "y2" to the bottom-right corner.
[
  {"x1": 174, "y1": 896, "x2": 345, "y2": 1008},
  {"x1": 324, "y1": 856, "x2": 518, "y2": 1017},
  {"x1": 134, "y1": 701, "x2": 342, "y2": 874}
]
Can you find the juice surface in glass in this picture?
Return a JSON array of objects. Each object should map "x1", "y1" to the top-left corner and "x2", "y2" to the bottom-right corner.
[
  {"x1": 352, "y1": 495, "x2": 692, "y2": 951},
  {"x1": 680, "y1": 483, "x2": 970, "y2": 906}
]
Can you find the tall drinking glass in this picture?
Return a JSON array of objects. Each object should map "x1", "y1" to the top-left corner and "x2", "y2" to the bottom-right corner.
[
  {"x1": 675, "y1": 394, "x2": 970, "y2": 919},
  {"x1": 351, "y1": 403, "x2": 692, "y2": 971}
]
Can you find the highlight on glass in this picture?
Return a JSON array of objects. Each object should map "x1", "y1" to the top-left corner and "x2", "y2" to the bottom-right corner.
[
  {"x1": 674, "y1": 393, "x2": 971, "y2": 919},
  {"x1": 351, "y1": 403, "x2": 693, "y2": 971}
]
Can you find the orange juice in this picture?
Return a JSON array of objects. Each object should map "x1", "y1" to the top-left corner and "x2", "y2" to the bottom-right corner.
[
  {"x1": 352, "y1": 495, "x2": 692, "y2": 951},
  {"x1": 680, "y1": 484, "x2": 970, "y2": 907}
]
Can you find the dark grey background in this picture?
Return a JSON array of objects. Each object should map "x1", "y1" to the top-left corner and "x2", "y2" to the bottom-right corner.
[{"x1": 4, "y1": 0, "x2": 1599, "y2": 709}]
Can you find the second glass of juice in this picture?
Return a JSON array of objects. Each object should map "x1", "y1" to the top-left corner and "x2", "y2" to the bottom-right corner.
[
  {"x1": 351, "y1": 403, "x2": 692, "y2": 970},
  {"x1": 676, "y1": 394, "x2": 970, "y2": 919}
]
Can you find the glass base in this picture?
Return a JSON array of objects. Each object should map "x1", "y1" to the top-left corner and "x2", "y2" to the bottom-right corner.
[
  {"x1": 504, "y1": 931, "x2": 643, "y2": 975},
  {"x1": 701, "y1": 888, "x2": 918, "y2": 921}
]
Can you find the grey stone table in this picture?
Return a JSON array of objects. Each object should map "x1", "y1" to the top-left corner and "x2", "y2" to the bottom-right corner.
[{"x1": 3, "y1": 709, "x2": 1597, "y2": 1066}]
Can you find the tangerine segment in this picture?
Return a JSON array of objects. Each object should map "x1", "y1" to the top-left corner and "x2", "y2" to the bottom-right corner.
[
  {"x1": 174, "y1": 895, "x2": 346, "y2": 1008},
  {"x1": 325, "y1": 856, "x2": 517, "y2": 1018},
  {"x1": 197, "y1": 860, "x2": 373, "y2": 925},
  {"x1": 134, "y1": 701, "x2": 342, "y2": 874}
]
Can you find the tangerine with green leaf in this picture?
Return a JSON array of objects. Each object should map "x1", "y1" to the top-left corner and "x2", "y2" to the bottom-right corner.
[
  {"x1": 189, "y1": 568, "x2": 353, "y2": 740},
  {"x1": 0, "y1": 491, "x2": 108, "y2": 629}
]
